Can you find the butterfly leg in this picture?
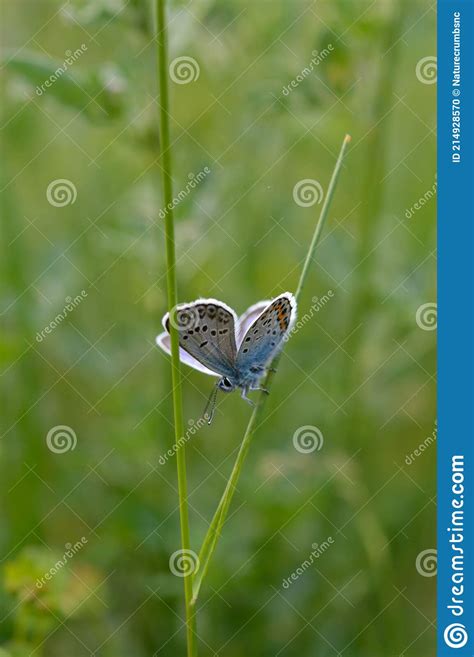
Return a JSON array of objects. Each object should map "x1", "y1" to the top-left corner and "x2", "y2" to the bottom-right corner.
[
  {"x1": 250, "y1": 384, "x2": 269, "y2": 395},
  {"x1": 241, "y1": 387, "x2": 255, "y2": 406}
]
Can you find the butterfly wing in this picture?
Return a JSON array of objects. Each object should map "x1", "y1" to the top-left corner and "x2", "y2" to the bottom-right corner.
[
  {"x1": 235, "y1": 293, "x2": 296, "y2": 371},
  {"x1": 155, "y1": 332, "x2": 220, "y2": 377},
  {"x1": 162, "y1": 299, "x2": 238, "y2": 378},
  {"x1": 236, "y1": 300, "x2": 270, "y2": 347}
]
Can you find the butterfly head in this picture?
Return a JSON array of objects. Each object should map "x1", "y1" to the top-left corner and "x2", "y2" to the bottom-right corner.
[{"x1": 217, "y1": 376, "x2": 236, "y2": 393}]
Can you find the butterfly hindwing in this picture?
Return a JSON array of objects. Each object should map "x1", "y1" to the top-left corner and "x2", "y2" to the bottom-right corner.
[
  {"x1": 164, "y1": 299, "x2": 238, "y2": 378},
  {"x1": 235, "y1": 293, "x2": 296, "y2": 372}
]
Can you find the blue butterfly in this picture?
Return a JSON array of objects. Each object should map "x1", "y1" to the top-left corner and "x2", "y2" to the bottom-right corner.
[{"x1": 156, "y1": 293, "x2": 297, "y2": 422}]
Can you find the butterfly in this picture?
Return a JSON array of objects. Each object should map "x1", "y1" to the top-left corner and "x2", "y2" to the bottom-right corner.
[{"x1": 156, "y1": 292, "x2": 297, "y2": 422}]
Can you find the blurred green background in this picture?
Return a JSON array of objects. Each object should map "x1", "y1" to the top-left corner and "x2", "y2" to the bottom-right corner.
[{"x1": 1, "y1": 0, "x2": 436, "y2": 655}]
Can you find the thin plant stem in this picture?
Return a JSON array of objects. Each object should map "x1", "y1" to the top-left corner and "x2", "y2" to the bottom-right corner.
[
  {"x1": 192, "y1": 134, "x2": 351, "y2": 603},
  {"x1": 155, "y1": 1, "x2": 196, "y2": 655}
]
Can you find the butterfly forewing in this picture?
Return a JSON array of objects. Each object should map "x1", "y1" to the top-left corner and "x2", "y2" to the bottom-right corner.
[
  {"x1": 236, "y1": 300, "x2": 270, "y2": 347},
  {"x1": 236, "y1": 294, "x2": 295, "y2": 371},
  {"x1": 165, "y1": 300, "x2": 238, "y2": 378},
  {"x1": 155, "y1": 332, "x2": 220, "y2": 376}
]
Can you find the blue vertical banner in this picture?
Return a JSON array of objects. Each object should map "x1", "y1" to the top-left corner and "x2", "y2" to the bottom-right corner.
[{"x1": 438, "y1": 0, "x2": 474, "y2": 655}]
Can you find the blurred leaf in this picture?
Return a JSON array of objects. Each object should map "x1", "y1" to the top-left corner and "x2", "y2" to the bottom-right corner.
[
  {"x1": 3, "y1": 51, "x2": 126, "y2": 122},
  {"x1": 0, "y1": 644, "x2": 28, "y2": 657},
  {"x1": 4, "y1": 546, "x2": 103, "y2": 621},
  {"x1": 63, "y1": 0, "x2": 151, "y2": 35}
]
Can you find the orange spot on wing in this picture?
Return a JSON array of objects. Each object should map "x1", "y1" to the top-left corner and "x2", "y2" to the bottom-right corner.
[{"x1": 277, "y1": 308, "x2": 287, "y2": 330}]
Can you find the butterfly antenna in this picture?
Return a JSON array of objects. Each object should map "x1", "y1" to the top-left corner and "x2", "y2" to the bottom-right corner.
[{"x1": 203, "y1": 384, "x2": 218, "y2": 425}]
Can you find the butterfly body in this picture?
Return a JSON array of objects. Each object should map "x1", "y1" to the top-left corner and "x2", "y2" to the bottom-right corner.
[
  {"x1": 217, "y1": 364, "x2": 267, "y2": 394},
  {"x1": 156, "y1": 293, "x2": 296, "y2": 419}
]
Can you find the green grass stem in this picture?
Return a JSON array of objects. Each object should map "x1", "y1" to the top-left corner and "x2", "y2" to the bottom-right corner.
[
  {"x1": 192, "y1": 134, "x2": 351, "y2": 604},
  {"x1": 155, "y1": 2, "x2": 196, "y2": 655}
]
